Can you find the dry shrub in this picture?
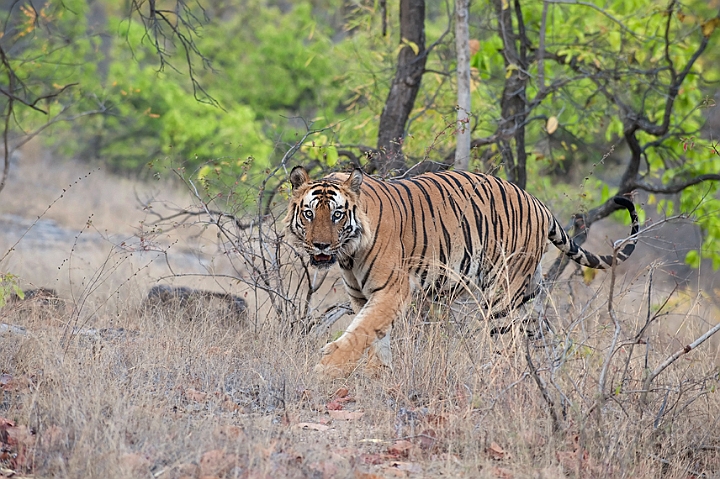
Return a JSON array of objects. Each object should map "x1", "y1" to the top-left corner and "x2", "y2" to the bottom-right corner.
[
  {"x1": 2, "y1": 230, "x2": 719, "y2": 478},
  {"x1": 1, "y1": 155, "x2": 719, "y2": 478}
]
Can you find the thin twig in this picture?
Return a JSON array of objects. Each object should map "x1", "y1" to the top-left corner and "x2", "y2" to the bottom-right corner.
[{"x1": 641, "y1": 321, "x2": 720, "y2": 404}]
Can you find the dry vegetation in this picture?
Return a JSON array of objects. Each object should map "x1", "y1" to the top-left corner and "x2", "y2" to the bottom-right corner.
[{"x1": 1, "y1": 146, "x2": 720, "y2": 478}]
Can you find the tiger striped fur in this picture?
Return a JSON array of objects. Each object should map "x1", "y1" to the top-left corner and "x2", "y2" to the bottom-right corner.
[{"x1": 286, "y1": 166, "x2": 638, "y2": 377}]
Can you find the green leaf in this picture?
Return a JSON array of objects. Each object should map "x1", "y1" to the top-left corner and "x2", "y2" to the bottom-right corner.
[
  {"x1": 401, "y1": 38, "x2": 420, "y2": 56},
  {"x1": 685, "y1": 250, "x2": 701, "y2": 268},
  {"x1": 325, "y1": 146, "x2": 339, "y2": 167},
  {"x1": 470, "y1": 52, "x2": 481, "y2": 70},
  {"x1": 197, "y1": 165, "x2": 213, "y2": 180}
]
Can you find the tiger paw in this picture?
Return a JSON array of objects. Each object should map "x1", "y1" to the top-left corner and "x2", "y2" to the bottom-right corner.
[
  {"x1": 320, "y1": 340, "x2": 340, "y2": 357},
  {"x1": 315, "y1": 339, "x2": 359, "y2": 378}
]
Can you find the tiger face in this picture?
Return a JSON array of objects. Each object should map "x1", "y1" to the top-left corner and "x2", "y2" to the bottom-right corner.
[{"x1": 285, "y1": 166, "x2": 367, "y2": 269}]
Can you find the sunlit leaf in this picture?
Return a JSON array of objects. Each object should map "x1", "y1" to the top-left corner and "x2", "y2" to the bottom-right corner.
[
  {"x1": 401, "y1": 38, "x2": 420, "y2": 56},
  {"x1": 702, "y1": 18, "x2": 720, "y2": 37},
  {"x1": 325, "y1": 146, "x2": 339, "y2": 167},
  {"x1": 582, "y1": 267, "x2": 597, "y2": 285},
  {"x1": 197, "y1": 165, "x2": 212, "y2": 180},
  {"x1": 546, "y1": 116, "x2": 559, "y2": 134}
]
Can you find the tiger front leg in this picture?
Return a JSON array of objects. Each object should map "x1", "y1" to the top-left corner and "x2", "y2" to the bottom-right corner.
[{"x1": 315, "y1": 287, "x2": 407, "y2": 378}]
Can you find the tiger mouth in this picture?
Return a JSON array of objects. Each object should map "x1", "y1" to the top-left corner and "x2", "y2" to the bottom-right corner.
[{"x1": 311, "y1": 254, "x2": 336, "y2": 267}]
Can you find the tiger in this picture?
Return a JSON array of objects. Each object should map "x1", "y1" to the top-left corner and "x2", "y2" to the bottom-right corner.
[{"x1": 285, "y1": 166, "x2": 638, "y2": 377}]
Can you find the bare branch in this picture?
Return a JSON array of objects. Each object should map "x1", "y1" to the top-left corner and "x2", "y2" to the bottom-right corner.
[
  {"x1": 537, "y1": 0, "x2": 550, "y2": 89},
  {"x1": 128, "y1": 0, "x2": 217, "y2": 106},
  {"x1": 641, "y1": 321, "x2": 720, "y2": 404},
  {"x1": 631, "y1": 174, "x2": 720, "y2": 195}
]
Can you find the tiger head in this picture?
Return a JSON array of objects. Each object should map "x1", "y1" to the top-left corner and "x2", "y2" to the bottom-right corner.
[{"x1": 285, "y1": 166, "x2": 367, "y2": 269}]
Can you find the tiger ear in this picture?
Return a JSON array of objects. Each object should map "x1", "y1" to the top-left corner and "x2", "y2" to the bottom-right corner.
[
  {"x1": 289, "y1": 166, "x2": 310, "y2": 191},
  {"x1": 345, "y1": 168, "x2": 363, "y2": 195}
]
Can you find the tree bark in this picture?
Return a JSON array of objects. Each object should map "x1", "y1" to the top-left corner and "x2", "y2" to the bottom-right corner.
[
  {"x1": 454, "y1": 0, "x2": 471, "y2": 171},
  {"x1": 493, "y1": 0, "x2": 529, "y2": 188},
  {"x1": 376, "y1": 0, "x2": 426, "y2": 176}
]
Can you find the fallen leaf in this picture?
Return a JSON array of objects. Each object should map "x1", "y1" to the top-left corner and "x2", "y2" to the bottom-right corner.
[
  {"x1": 487, "y1": 442, "x2": 506, "y2": 460},
  {"x1": 328, "y1": 410, "x2": 364, "y2": 420},
  {"x1": 326, "y1": 400, "x2": 344, "y2": 411},
  {"x1": 294, "y1": 422, "x2": 330, "y2": 432},
  {"x1": 0, "y1": 419, "x2": 31, "y2": 472},
  {"x1": 388, "y1": 440, "x2": 414, "y2": 458},
  {"x1": 334, "y1": 387, "x2": 349, "y2": 398},
  {"x1": 0, "y1": 375, "x2": 31, "y2": 393},
  {"x1": 184, "y1": 388, "x2": 208, "y2": 402},
  {"x1": 0, "y1": 417, "x2": 15, "y2": 429},
  {"x1": 6, "y1": 425, "x2": 35, "y2": 448},
  {"x1": 361, "y1": 453, "x2": 390, "y2": 465}
]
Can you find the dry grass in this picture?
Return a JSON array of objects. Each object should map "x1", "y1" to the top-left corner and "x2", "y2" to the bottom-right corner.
[
  {"x1": 2, "y1": 272, "x2": 719, "y2": 478},
  {"x1": 1, "y1": 145, "x2": 719, "y2": 478}
]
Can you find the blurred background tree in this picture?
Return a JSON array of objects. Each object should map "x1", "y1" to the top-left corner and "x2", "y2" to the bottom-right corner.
[{"x1": 0, "y1": 0, "x2": 718, "y2": 267}]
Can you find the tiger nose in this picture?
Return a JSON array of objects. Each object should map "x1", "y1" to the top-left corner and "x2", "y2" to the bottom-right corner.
[{"x1": 313, "y1": 242, "x2": 330, "y2": 250}]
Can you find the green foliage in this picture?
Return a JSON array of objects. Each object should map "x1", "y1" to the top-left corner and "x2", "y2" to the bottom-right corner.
[
  {"x1": 51, "y1": 11, "x2": 274, "y2": 177},
  {"x1": 3, "y1": 0, "x2": 719, "y2": 268},
  {"x1": 204, "y1": 2, "x2": 338, "y2": 114},
  {"x1": 0, "y1": 273, "x2": 23, "y2": 308},
  {"x1": 45, "y1": 1, "x2": 344, "y2": 182},
  {"x1": 4, "y1": 0, "x2": 101, "y2": 130}
]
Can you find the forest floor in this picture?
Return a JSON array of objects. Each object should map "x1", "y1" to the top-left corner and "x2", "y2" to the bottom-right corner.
[{"x1": 1, "y1": 143, "x2": 719, "y2": 478}]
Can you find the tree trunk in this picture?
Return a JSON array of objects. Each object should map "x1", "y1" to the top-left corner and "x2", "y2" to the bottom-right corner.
[
  {"x1": 376, "y1": 0, "x2": 426, "y2": 176},
  {"x1": 454, "y1": 0, "x2": 471, "y2": 171},
  {"x1": 493, "y1": 0, "x2": 528, "y2": 189}
]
